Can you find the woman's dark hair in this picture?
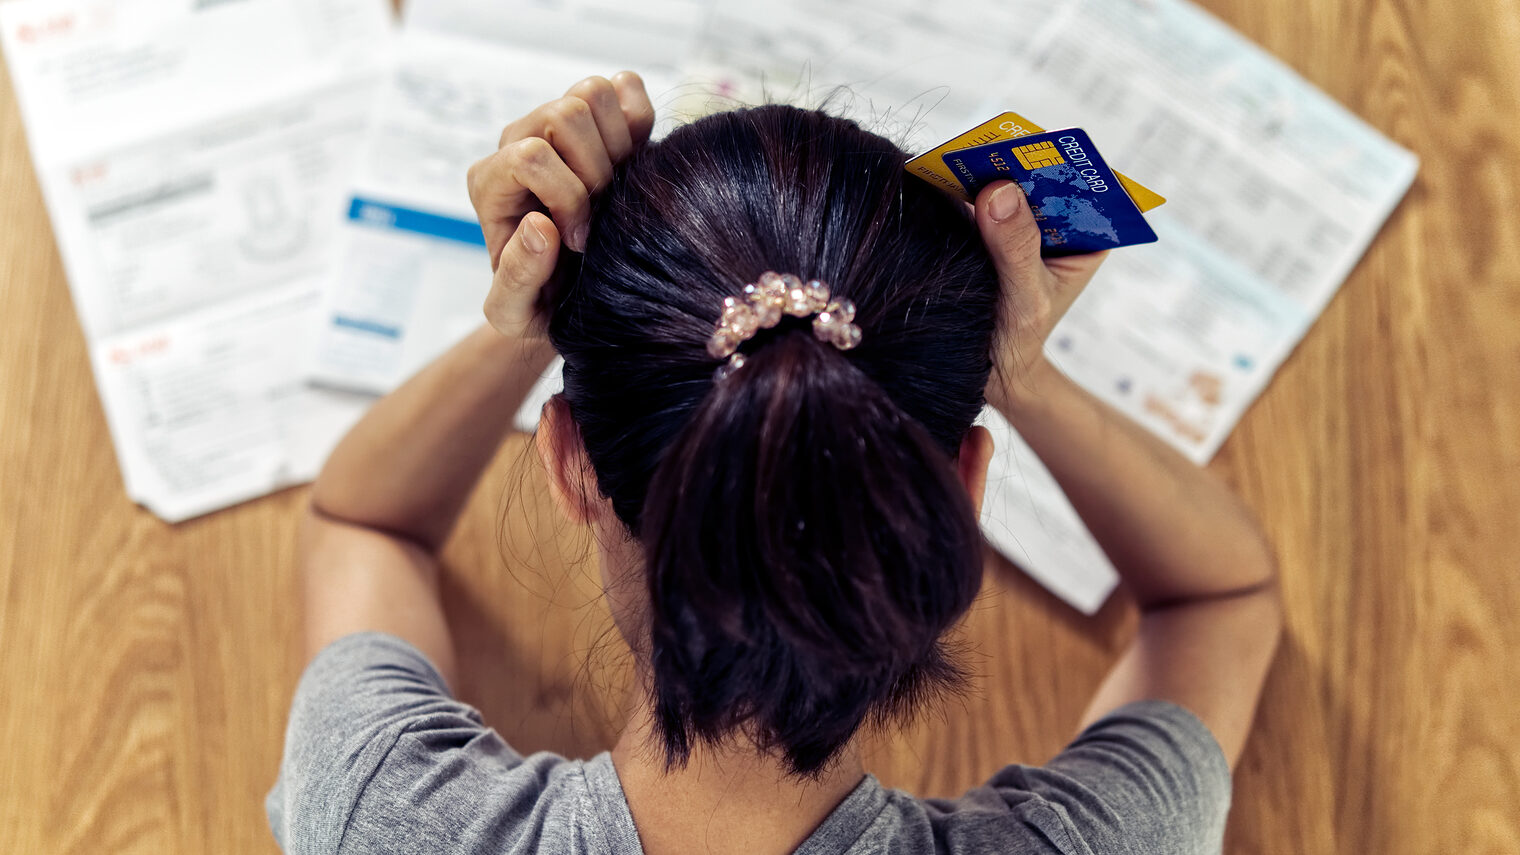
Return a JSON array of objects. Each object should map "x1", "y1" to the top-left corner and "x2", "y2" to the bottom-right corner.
[{"x1": 546, "y1": 105, "x2": 1000, "y2": 777}]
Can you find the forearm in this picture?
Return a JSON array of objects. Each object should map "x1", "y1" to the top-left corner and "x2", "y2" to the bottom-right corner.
[
  {"x1": 972, "y1": 188, "x2": 1278, "y2": 760},
  {"x1": 993, "y1": 359, "x2": 1277, "y2": 608},
  {"x1": 311, "y1": 324, "x2": 556, "y2": 550}
]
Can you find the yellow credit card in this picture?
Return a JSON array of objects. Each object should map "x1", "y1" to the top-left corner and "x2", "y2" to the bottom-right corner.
[{"x1": 907, "y1": 111, "x2": 1166, "y2": 212}]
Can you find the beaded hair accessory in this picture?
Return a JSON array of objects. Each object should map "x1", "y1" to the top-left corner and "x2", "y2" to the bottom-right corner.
[{"x1": 706, "y1": 271, "x2": 862, "y2": 381}]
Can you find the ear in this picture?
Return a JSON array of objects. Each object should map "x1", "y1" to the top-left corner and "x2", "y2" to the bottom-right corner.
[
  {"x1": 535, "y1": 394, "x2": 596, "y2": 526},
  {"x1": 956, "y1": 425, "x2": 995, "y2": 517}
]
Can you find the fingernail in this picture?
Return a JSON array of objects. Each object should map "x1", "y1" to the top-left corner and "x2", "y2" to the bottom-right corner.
[
  {"x1": 989, "y1": 183, "x2": 1023, "y2": 223},
  {"x1": 570, "y1": 223, "x2": 589, "y2": 253},
  {"x1": 522, "y1": 219, "x2": 549, "y2": 254}
]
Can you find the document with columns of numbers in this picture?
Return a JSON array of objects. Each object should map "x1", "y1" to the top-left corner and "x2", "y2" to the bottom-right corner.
[{"x1": 0, "y1": 0, "x2": 395, "y2": 522}]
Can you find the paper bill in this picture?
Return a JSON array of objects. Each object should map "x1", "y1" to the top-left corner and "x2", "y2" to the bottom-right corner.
[{"x1": 0, "y1": 0, "x2": 393, "y2": 520}]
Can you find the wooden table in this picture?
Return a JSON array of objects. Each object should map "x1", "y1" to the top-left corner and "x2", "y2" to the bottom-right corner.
[{"x1": 2, "y1": 2, "x2": 1517, "y2": 852}]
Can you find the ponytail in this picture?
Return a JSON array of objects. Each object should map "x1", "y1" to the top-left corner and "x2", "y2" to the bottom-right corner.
[
  {"x1": 547, "y1": 103, "x2": 1001, "y2": 778},
  {"x1": 640, "y1": 329, "x2": 983, "y2": 776}
]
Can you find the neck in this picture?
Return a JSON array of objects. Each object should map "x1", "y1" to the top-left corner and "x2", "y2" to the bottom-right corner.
[{"x1": 610, "y1": 697, "x2": 866, "y2": 855}]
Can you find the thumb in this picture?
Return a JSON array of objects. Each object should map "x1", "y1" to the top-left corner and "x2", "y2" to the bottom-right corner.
[
  {"x1": 483, "y1": 211, "x2": 559, "y2": 338},
  {"x1": 974, "y1": 181, "x2": 1045, "y2": 288}
]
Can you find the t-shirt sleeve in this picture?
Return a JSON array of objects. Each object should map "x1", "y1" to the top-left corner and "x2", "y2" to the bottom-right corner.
[
  {"x1": 952, "y1": 700, "x2": 1232, "y2": 855},
  {"x1": 265, "y1": 632, "x2": 523, "y2": 854}
]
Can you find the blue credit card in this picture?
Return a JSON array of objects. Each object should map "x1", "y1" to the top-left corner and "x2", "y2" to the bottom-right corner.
[{"x1": 942, "y1": 128, "x2": 1158, "y2": 254}]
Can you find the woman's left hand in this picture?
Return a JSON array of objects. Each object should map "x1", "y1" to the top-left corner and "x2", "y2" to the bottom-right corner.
[{"x1": 467, "y1": 72, "x2": 655, "y2": 338}]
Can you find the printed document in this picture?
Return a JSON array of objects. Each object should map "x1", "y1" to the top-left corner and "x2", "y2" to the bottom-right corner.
[
  {"x1": 971, "y1": 0, "x2": 1418, "y2": 610},
  {"x1": 307, "y1": 0, "x2": 700, "y2": 431},
  {"x1": 0, "y1": 0, "x2": 393, "y2": 520}
]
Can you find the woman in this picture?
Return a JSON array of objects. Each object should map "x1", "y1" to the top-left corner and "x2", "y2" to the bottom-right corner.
[{"x1": 269, "y1": 72, "x2": 1281, "y2": 854}]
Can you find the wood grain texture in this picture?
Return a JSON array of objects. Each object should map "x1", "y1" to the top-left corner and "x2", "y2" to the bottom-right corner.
[{"x1": 2, "y1": 0, "x2": 1517, "y2": 851}]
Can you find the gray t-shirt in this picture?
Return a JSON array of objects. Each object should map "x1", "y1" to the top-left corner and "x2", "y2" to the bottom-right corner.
[{"x1": 269, "y1": 633, "x2": 1230, "y2": 854}]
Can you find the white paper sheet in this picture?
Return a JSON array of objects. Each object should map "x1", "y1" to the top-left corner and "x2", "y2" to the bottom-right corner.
[
  {"x1": 1, "y1": 0, "x2": 394, "y2": 521},
  {"x1": 688, "y1": 0, "x2": 1036, "y2": 152},
  {"x1": 307, "y1": 0, "x2": 697, "y2": 429},
  {"x1": 975, "y1": 407, "x2": 1121, "y2": 615},
  {"x1": 980, "y1": 0, "x2": 1419, "y2": 463},
  {"x1": 971, "y1": 0, "x2": 1415, "y2": 610}
]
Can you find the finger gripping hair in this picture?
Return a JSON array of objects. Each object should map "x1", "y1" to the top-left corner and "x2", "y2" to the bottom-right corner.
[{"x1": 547, "y1": 104, "x2": 1000, "y2": 778}]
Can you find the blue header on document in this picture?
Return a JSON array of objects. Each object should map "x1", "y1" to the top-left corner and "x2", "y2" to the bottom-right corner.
[{"x1": 346, "y1": 197, "x2": 487, "y2": 248}]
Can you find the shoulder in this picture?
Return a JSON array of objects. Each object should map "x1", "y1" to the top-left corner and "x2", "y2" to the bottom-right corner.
[
  {"x1": 820, "y1": 773, "x2": 1090, "y2": 854},
  {"x1": 266, "y1": 633, "x2": 595, "y2": 854},
  {"x1": 871, "y1": 701, "x2": 1231, "y2": 855}
]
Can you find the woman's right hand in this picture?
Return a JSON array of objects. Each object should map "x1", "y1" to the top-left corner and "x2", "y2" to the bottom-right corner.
[
  {"x1": 466, "y1": 72, "x2": 654, "y2": 339},
  {"x1": 973, "y1": 180, "x2": 1108, "y2": 409}
]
